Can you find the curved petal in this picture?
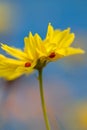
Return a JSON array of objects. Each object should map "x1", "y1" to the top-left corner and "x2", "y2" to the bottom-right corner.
[
  {"x1": 46, "y1": 23, "x2": 54, "y2": 40},
  {"x1": 57, "y1": 47, "x2": 85, "y2": 56},
  {"x1": 45, "y1": 23, "x2": 61, "y2": 42},
  {"x1": 45, "y1": 25, "x2": 75, "y2": 49},
  {"x1": 1, "y1": 43, "x2": 28, "y2": 60},
  {"x1": 0, "y1": 54, "x2": 35, "y2": 80},
  {"x1": 24, "y1": 36, "x2": 34, "y2": 60},
  {"x1": 0, "y1": 62, "x2": 23, "y2": 80},
  {"x1": 0, "y1": 54, "x2": 25, "y2": 65},
  {"x1": 34, "y1": 33, "x2": 47, "y2": 56},
  {"x1": 5, "y1": 66, "x2": 34, "y2": 80},
  {"x1": 58, "y1": 32, "x2": 75, "y2": 48},
  {"x1": 24, "y1": 32, "x2": 38, "y2": 59},
  {"x1": 24, "y1": 32, "x2": 46, "y2": 59}
]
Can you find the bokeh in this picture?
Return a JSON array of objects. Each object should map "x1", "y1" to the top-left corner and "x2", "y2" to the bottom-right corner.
[{"x1": 0, "y1": 0, "x2": 87, "y2": 130}]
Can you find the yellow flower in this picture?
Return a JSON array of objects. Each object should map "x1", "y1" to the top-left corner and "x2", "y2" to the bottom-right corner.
[
  {"x1": 0, "y1": 43, "x2": 36, "y2": 80},
  {"x1": 24, "y1": 23, "x2": 85, "y2": 68},
  {"x1": 0, "y1": 23, "x2": 85, "y2": 80}
]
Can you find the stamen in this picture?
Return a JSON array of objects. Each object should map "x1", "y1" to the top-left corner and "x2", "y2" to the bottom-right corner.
[
  {"x1": 25, "y1": 62, "x2": 31, "y2": 67},
  {"x1": 49, "y1": 52, "x2": 55, "y2": 58}
]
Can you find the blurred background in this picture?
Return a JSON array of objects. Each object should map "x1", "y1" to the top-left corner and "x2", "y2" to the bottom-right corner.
[{"x1": 0, "y1": 0, "x2": 87, "y2": 130}]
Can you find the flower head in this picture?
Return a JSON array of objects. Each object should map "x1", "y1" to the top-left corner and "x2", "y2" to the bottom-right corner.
[
  {"x1": 24, "y1": 23, "x2": 85, "y2": 69},
  {"x1": 0, "y1": 23, "x2": 85, "y2": 80}
]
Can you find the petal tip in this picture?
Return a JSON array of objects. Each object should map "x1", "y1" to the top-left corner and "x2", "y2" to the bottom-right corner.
[
  {"x1": 48, "y1": 22, "x2": 51, "y2": 25},
  {"x1": 81, "y1": 50, "x2": 85, "y2": 54},
  {"x1": 48, "y1": 22, "x2": 53, "y2": 28},
  {"x1": 67, "y1": 27, "x2": 71, "y2": 32},
  {"x1": 78, "y1": 48, "x2": 85, "y2": 54},
  {"x1": 72, "y1": 33, "x2": 75, "y2": 38},
  {"x1": 0, "y1": 42, "x2": 4, "y2": 46}
]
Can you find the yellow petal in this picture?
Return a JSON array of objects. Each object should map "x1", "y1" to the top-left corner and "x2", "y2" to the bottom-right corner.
[
  {"x1": 45, "y1": 25, "x2": 75, "y2": 49},
  {"x1": 24, "y1": 36, "x2": 30, "y2": 54},
  {"x1": 46, "y1": 23, "x2": 54, "y2": 40},
  {"x1": 34, "y1": 33, "x2": 47, "y2": 56},
  {"x1": 0, "y1": 59, "x2": 35, "y2": 81},
  {"x1": 24, "y1": 36, "x2": 34, "y2": 60},
  {"x1": 1, "y1": 43, "x2": 28, "y2": 60},
  {"x1": 62, "y1": 33, "x2": 75, "y2": 47},
  {"x1": 0, "y1": 54, "x2": 36, "y2": 80},
  {"x1": 28, "y1": 32, "x2": 36, "y2": 57},
  {"x1": 0, "y1": 54, "x2": 25, "y2": 65},
  {"x1": 57, "y1": 47, "x2": 85, "y2": 56},
  {"x1": 34, "y1": 33, "x2": 42, "y2": 50},
  {"x1": 45, "y1": 27, "x2": 71, "y2": 48},
  {"x1": 45, "y1": 23, "x2": 61, "y2": 42},
  {"x1": 0, "y1": 62, "x2": 22, "y2": 80},
  {"x1": 0, "y1": 68, "x2": 23, "y2": 80},
  {"x1": 57, "y1": 28, "x2": 75, "y2": 48},
  {"x1": 24, "y1": 32, "x2": 46, "y2": 59},
  {"x1": 5, "y1": 66, "x2": 34, "y2": 80},
  {"x1": 24, "y1": 32, "x2": 38, "y2": 59}
]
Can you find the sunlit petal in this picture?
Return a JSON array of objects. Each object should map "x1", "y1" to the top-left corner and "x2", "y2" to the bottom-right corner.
[
  {"x1": 57, "y1": 47, "x2": 85, "y2": 56},
  {"x1": 1, "y1": 43, "x2": 28, "y2": 60}
]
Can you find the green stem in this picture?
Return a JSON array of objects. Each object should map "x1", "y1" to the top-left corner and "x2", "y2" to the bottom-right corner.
[{"x1": 38, "y1": 69, "x2": 51, "y2": 130}]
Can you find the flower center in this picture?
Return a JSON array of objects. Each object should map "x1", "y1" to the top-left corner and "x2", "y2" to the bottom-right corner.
[
  {"x1": 25, "y1": 62, "x2": 31, "y2": 67},
  {"x1": 49, "y1": 52, "x2": 55, "y2": 58}
]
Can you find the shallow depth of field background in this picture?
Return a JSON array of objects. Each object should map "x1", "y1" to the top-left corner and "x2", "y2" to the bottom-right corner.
[{"x1": 0, "y1": 0, "x2": 87, "y2": 130}]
